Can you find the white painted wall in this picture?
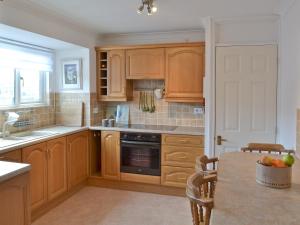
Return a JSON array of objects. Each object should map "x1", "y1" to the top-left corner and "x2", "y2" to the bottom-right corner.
[
  {"x1": 277, "y1": 0, "x2": 300, "y2": 149},
  {"x1": 0, "y1": 0, "x2": 98, "y2": 92},
  {"x1": 55, "y1": 48, "x2": 90, "y2": 93},
  {"x1": 99, "y1": 30, "x2": 205, "y2": 46},
  {"x1": 215, "y1": 15, "x2": 279, "y2": 45}
]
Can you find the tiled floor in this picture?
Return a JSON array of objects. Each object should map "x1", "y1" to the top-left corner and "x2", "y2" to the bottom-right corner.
[{"x1": 33, "y1": 187, "x2": 191, "y2": 225}]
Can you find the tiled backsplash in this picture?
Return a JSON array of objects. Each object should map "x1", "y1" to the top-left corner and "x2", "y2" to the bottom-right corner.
[
  {"x1": 0, "y1": 81, "x2": 205, "y2": 134},
  {"x1": 103, "y1": 80, "x2": 205, "y2": 127},
  {"x1": 55, "y1": 93, "x2": 92, "y2": 126},
  {"x1": 0, "y1": 93, "x2": 55, "y2": 133}
]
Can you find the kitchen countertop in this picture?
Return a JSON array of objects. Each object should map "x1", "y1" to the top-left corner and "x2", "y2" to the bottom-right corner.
[
  {"x1": 0, "y1": 126, "x2": 88, "y2": 155},
  {"x1": 90, "y1": 125, "x2": 204, "y2": 136},
  {"x1": 0, "y1": 161, "x2": 31, "y2": 183},
  {"x1": 210, "y1": 152, "x2": 300, "y2": 225}
]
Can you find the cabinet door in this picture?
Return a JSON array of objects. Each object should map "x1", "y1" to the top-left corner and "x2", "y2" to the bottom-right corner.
[
  {"x1": 161, "y1": 166, "x2": 194, "y2": 188},
  {"x1": 22, "y1": 143, "x2": 48, "y2": 211},
  {"x1": 0, "y1": 149, "x2": 22, "y2": 162},
  {"x1": 108, "y1": 50, "x2": 126, "y2": 98},
  {"x1": 47, "y1": 137, "x2": 67, "y2": 201},
  {"x1": 67, "y1": 131, "x2": 89, "y2": 189},
  {"x1": 126, "y1": 48, "x2": 165, "y2": 79},
  {"x1": 165, "y1": 46, "x2": 205, "y2": 103},
  {"x1": 101, "y1": 131, "x2": 120, "y2": 180},
  {"x1": 0, "y1": 173, "x2": 30, "y2": 225}
]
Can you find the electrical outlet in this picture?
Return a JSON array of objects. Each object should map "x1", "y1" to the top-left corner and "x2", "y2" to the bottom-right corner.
[
  {"x1": 93, "y1": 107, "x2": 99, "y2": 114},
  {"x1": 194, "y1": 107, "x2": 204, "y2": 115}
]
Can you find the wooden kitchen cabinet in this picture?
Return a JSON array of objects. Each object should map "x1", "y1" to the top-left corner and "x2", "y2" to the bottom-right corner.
[
  {"x1": 22, "y1": 142, "x2": 48, "y2": 211},
  {"x1": 165, "y1": 45, "x2": 205, "y2": 103},
  {"x1": 161, "y1": 166, "x2": 195, "y2": 188},
  {"x1": 47, "y1": 137, "x2": 67, "y2": 201},
  {"x1": 126, "y1": 48, "x2": 165, "y2": 79},
  {"x1": 0, "y1": 173, "x2": 30, "y2": 225},
  {"x1": 67, "y1": 131, "x2": 89, "y2": 189},
  {"x1": 161, "y1": 145, "x2": 204, "y2": 168},
  {"x1": 107, "y1": 50, "x2": 132, "y2": 100},
  {"x1": 101, "y1": 131, "x2": 120, "y2": 180},
  {"x1": 161, "y1": 134, "x2": 204, "y2": 188},
  {"x1": 96, "y1": 49, "x2": 132, "y2": 101},
  {"x1": 0, "y1": 149, "x2": 22, "y2": 162}
]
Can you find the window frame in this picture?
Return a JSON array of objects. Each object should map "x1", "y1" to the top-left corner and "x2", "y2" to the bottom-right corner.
[{"x1": 0, "y1": 39, "x2": 53, "y2": 109}]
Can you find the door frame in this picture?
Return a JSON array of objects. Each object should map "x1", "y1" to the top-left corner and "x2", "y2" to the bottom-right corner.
[{"x1": 204, "y1": 18, "x2": 279, "y2": 157}]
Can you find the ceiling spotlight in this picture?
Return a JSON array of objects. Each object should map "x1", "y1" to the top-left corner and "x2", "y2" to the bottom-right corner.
[
  {"x1": 137, "y1": 5, "x2": 144, "y2": 14},
  {"x1": 151, "y1": 6, "x2": 158, "y2": 13},
  {"x1": 137, "y1": 0, "x2": 158, "y2": 16}
]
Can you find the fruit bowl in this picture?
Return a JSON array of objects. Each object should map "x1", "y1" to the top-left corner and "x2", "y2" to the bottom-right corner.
[{"x1": 256, "y1": 161, "x2": 292, "y2": 189}]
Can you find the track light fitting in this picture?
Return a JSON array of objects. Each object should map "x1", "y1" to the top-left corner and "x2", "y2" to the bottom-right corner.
[{"x1": 137, "y1": 0, "x2": 158, "y2": 16}]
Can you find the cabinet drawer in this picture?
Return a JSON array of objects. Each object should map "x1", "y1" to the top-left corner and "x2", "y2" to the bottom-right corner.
[
  {"x1": 161, "y1": 166, "x2": 194, "y2": 188},
  {"x1": 162, "y1": 145, "x2": 203, "y2": 168},
  {"x1": 162, "y1": 134, "x2": 204, "y2": 147},
  {"x1": 0, "y1": 150, "x2": 22, "y2": 162}
]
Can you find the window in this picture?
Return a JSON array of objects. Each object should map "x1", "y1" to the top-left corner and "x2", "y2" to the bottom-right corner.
[{"x1": 0, "y1": 39, "x2": 53, "y2": 108}]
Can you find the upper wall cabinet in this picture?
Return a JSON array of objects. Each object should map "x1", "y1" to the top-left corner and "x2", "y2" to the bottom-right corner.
[
  {"x1": 96, "y1": 49, "x2": 132, "y2": 102},
  {"x1": 126, "y1": 48, "x2": 165, "y2": 79},
  {"x1": 165, "y1": 46, "x2": 205, "y2": 103}
]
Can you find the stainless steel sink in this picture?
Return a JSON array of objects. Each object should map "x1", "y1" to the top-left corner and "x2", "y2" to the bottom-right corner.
[
  {"x1": 12, "y1": 130, "x2": 59, "y2": 138},
  {"x1": 0, "y1": 130, "x2": 60, "y2": 149}
]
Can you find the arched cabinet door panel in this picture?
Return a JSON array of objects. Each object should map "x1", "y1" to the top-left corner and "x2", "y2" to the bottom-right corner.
[
  {"x1": 47, "y1": 137, "x2": 67, "y2": 200},
  {"x1": 67, "y1": 131, "x2": 89, "y2": 189},
  {"x1": 22, "y1": 142, "x2": 48, "y2": 211},
  {"x1": 101, "y1": 131, "x2": 120, "y2": 180},
  {"x1": 165, "y1": 46, "x2": 205, "y2": 103}
]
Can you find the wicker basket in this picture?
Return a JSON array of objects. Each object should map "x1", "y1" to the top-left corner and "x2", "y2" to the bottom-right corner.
[{"x1": 256, "y1": 161, "x2": 292, "y2": 189}]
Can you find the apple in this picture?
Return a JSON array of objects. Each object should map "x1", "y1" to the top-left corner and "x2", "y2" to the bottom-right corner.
[
  {"x1": 282, "y1": 154, "x2": 295, "y2": 167},
  {"x1": 261, "y1": 156, "x2": 273, "y2": 166}
]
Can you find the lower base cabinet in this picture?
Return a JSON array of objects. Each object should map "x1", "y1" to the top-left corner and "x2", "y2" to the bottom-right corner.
[
  {"x1": 47, "y1": 137, "x2": 67, "y2": 201},
  {"x1": 161, "y1": 134, "x2": 204, "y2": 188},
  {"x1": 0, "y1": 150, "x2": 22, "y2": 162},
  {"x1": 21, "y1": 131, "x2": 88, "y2": 213},
  {"x1": 101, "y1": 131, "x2": 120, "y2": 180},
  {"x1": 67, "y1": 131, "x2": 89, "y2": 189},
  {"x1": 22, "y1": 143, "x2": 48, "y2": 211},
  {"x1": 161, "y1": 166, "x2": 195, "y2": 188},
  {"x1": 0, "y1": 173, "x2": 30, "y2": 225}
]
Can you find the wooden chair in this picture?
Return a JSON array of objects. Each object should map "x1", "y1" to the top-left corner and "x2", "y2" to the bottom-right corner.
[
  {"x1": 186, "y1": 173, "x2": 217, "y2": 225},
  {"x1": 195, "y1": 155, "x2": 218, "y2": 175},
  {"x1": 241, "y1": 143, "x2": 295, "y2": 155}
]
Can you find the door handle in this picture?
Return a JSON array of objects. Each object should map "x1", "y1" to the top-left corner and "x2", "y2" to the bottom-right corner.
[{"x1": 216, "y1": 136, "x2": 227, "y2": 145}]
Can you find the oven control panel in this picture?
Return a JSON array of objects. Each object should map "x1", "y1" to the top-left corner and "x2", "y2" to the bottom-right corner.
[{"x1": 120, "y1": 132, "x2": 161, "y2": 143}]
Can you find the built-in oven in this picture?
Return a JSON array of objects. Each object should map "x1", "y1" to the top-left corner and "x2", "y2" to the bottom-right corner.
[{"x1": 120, "y1": 132, "x2": 161, "y2": 176}]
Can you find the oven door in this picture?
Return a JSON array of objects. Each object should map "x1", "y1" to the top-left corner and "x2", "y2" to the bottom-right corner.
[{"x1": 120, "y1": 140, "x2": 161, "y2": 176}]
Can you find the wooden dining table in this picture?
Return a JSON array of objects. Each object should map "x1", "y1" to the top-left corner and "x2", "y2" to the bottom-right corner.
[{"x1": 210, "y1": 152, "x2": 300, "y2": 225}]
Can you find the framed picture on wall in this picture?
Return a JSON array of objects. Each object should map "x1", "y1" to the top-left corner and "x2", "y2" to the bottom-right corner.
[{"x1": 62, "y1": 58, "x2": 82, "y2": 90}]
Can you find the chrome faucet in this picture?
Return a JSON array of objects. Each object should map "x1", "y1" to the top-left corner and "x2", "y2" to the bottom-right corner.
[{"x1": 2, "y1": 112, "x2": 19, "y2": 138}]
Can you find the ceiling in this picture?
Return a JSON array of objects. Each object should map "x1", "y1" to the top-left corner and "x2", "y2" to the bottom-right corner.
[
  {"x1": 0, "y1": 24, "x2": 81, "y2": 50},
  {"x1": 26, "y1": 0, "x2": 281, "y2": 34}
]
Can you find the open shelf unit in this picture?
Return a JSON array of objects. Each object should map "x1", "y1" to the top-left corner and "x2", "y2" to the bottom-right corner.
[{"x1": 97, "y1": 51, "x2": 108, "y2": 99}]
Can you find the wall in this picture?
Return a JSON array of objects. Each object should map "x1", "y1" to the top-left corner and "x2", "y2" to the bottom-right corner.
[
  {"x1": 204, "y1": 15, "x2": 280, "y2": 156},
  {"x1": 0, "y1": 0, "x2": 100, "y2": 127},
  {"x1": 99, "y1": 30, "x2": 205, "y2": 46},
  {"x1": 215, "y1": 15, "x2": 279, "y2": 44},
  {"x1": 0, "y1": 0, "x2": 98, "y2": 93},
  {"x1": 278, "y1": 0, "x2": 300, "y2": 150},
  {"x1": 102, "y1": 81, "x2": 205, "y2": 127}
]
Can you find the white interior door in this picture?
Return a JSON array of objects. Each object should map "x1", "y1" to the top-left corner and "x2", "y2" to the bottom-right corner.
[{"x1": 215, "y1": 45, "x2": 277, "y2": 156}]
